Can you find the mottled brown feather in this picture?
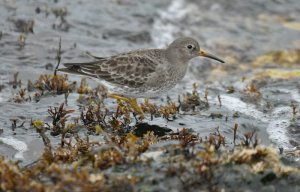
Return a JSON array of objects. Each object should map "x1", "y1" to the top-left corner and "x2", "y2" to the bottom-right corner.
[
  {"x1": 59, "y1": 37, "x2": 224, "y2": 98},
  {"x1": 63, "y1": 54, "x2": 157, "y2": 88}
]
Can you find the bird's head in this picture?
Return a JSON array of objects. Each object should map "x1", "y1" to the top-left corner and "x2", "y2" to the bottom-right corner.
[{"x1": 167, "y1": 37, "x2": 225, "y2": 64}]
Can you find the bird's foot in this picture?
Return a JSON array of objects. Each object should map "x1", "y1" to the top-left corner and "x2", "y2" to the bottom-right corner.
[{"x1": 109, "y1": 94, "x2": 144, "y2": 119}]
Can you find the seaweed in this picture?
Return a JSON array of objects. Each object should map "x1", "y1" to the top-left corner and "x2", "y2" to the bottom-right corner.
[
  {"x1": 9, "y1": 72, "x2": 22, "y2": 89},
  {"x1": 180, "y1": 84, "x2": 209, "y2": 111},
  {"x1": 17, "y1": 34, "x2": 26, "y2": 48},
  {"x1": 48, "y1": 103, "x2": 75, "y2": 136},
  {"x1": 0, "y1": 114, "x2": 299, "y2": 192},
  {"x1": 291, "y1": 101, "x2": 298, "y2": 120}
]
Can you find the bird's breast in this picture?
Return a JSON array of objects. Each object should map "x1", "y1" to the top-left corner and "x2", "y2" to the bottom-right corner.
[{"x1": 167, "y1": 62, "x2": 188, "y2": 81}]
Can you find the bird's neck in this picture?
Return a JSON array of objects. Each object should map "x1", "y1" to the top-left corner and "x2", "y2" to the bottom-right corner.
[
  {"x1": 166, "y1": 47, "x2": 190, "y2": 64},
  {"x1": 164, "y1": 54, "x2": 189, "y2": 82},
  {"x1": 166, "y1": 49, "x2": 189, "y2": 71}
]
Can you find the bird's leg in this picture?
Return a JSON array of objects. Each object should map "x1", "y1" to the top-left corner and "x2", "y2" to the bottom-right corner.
[
  {"x1": 109, "y1": 93, "x2": 130, "y2": 103},
  {"x1": 108, "y1": 94, "x2": 144, "y2": 119},
  {"x1": 128, "y1": 98, "x2": 145, "y2": 120}
]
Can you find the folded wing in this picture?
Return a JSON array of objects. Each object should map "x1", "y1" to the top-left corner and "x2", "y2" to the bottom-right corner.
[{"x1": 59, "y1": 55, "x2": 157, "y2": 88}]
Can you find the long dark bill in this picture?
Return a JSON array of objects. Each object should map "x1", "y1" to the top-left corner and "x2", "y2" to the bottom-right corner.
[{"x1": 199, "y1": 50, "x2": 225, "y2": 63}]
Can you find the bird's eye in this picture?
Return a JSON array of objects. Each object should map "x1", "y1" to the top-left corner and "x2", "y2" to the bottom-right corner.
[{"x1": 187, "y1": 45, "x2": 193, "y2": 49}]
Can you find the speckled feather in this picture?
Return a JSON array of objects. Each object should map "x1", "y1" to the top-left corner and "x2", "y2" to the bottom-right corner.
[
  {"x1": 63, "y1": 50, "x2": 164, "y2": 89},
  {"x1": 59, "y1": 37, "x2": 221, "y2": 98}
]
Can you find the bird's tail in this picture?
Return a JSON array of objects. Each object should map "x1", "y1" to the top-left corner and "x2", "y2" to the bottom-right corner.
[
  {"x1": 57, "y1": 61, "x2": 100, "y2": 77},
  {"x1": 56, "y1": 67, "x2": 83, "y2": 76}
]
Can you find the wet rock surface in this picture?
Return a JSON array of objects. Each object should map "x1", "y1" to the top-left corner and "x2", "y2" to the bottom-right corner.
[{"x1": 0, "y1": 0, "x2": 300, "y2": 191}]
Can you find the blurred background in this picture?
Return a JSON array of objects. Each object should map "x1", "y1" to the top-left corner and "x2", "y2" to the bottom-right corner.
[{"x1": 0, "y1": 0, "x2": 299, "y2": 163}]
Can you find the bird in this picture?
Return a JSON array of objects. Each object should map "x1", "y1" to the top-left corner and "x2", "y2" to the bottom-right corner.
[{"x1": 58, "y1": 37, "x2": 225, "y2": 117}]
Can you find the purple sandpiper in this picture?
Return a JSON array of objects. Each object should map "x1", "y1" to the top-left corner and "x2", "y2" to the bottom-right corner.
[{"x1": 59, "y1": 37, "x2": 224, "y2": 98}]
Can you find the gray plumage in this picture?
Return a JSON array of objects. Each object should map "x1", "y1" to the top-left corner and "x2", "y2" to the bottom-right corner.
[{"x1": 58, "y1": 37, "x2": 224, "y2": 98}]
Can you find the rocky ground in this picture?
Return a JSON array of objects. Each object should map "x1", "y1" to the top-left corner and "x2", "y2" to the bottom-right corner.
[{"x1": 0, "y1": 0, "x2": 300, "y2": 191}]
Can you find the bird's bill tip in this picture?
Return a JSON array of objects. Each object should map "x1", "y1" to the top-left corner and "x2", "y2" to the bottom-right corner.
[{"x1": 199, "y1": 50, "x2": 225, "y2": 63}]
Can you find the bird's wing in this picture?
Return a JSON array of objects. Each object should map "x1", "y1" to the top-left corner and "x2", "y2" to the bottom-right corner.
[{"x1": 60, "y1": 55, "x2": 158, "y2": 88}]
